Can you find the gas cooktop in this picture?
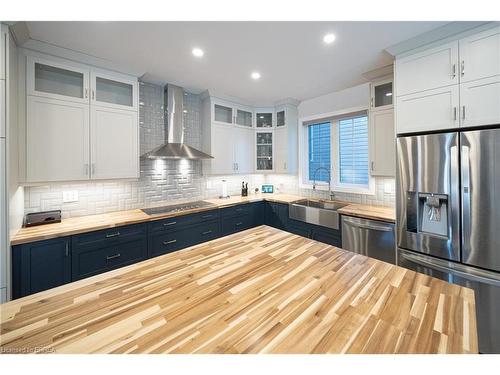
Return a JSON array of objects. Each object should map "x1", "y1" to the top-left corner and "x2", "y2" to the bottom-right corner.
[{"x1": 141, "y1": 201, "x2": 215, "y2": 215}]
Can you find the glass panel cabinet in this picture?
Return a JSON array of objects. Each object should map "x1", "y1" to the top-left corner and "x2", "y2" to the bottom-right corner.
[
  {"x1": 214, "y1": 104, "x2": 233, "y2": 124},
  {"x1": 28, "y1": 56, "x2": 89, "y2": 104},
  {"x1": 256, "y1": 112, "x2": 273, "y2": 128},
  {"x1": 276, "y1": 109, "x2": 285, "y2": 127},
  {"x1": 236, "y1": 109, "x2": 253, "y2": 127},
  {"x1": 92, "y1": 71, "x2": 137, "y2": 110},
  {"x1": 256, "y1": 131, "x2": 273, "y2": 170},
  {"x1": 370, "y1": 77, "x2": 393, "y2": 111}
]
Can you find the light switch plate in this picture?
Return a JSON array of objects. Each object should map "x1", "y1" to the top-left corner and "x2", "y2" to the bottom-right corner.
[{"x1": 63, "y1": 190, "x2": 78, "y2": 203}]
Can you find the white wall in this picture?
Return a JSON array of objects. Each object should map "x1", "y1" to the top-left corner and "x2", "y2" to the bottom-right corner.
[{"x1": 298, "y1": 83, "x2": 370, "y2": 120}]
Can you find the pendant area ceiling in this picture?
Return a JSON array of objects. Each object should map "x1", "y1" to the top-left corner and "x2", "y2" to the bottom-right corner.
[{"x1": 24, "y1": 21, "x2": 448, "y2": 105}]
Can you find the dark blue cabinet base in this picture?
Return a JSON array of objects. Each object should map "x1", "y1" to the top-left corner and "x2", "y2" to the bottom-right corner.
[{"x1": 12, "y1": 200, "x2": 342, "y2": 299}]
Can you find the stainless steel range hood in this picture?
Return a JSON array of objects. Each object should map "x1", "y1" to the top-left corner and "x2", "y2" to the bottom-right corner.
[{"x1": 143, "y1": 84, "x2": 213, "y2": 160}]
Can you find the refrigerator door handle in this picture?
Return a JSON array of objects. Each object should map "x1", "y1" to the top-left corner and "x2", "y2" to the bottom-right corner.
[
  {"x1": 461, "y1": 145, "x2": 471, "y2": 255},
  {"x1": 399, "y1": 250, "x2": 500, "y2": 287}
]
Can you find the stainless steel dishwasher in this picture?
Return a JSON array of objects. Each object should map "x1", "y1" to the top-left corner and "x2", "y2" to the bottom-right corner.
[{"x1": 341, "y1": 216, "x2": 395, "y2": 264}]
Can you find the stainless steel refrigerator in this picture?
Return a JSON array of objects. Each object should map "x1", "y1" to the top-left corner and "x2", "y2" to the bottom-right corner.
[{"x1": 396, "y1": 128, "x2": 500, "y2": 353}]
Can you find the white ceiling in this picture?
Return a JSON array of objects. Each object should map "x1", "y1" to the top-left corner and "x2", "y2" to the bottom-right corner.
[{"x1": 24, "y1": 21, "x2": 447, "y2": 105}]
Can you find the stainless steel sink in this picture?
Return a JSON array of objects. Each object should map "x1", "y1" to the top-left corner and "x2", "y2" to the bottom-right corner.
[{"x1": 289, "y1": 199, "x2": 348, "y2": 230}]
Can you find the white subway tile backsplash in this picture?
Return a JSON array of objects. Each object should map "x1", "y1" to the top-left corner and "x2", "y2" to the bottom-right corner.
[{"x1": 24, "y1": 82, "x2": 395, "y2": 218}]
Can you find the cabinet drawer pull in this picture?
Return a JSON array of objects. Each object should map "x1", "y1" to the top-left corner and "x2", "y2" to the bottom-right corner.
[
  {"x1": 235, "y1": 208, "x2": 244, "y2": 212},
  {"x1": 235, "y1": 222, "x2": 243, "y2": 226},
  {"x1": 202, "y1": 214, "x2": 213, "y2": 219},
  {"x1": 105, "y1": 232, "x2": 121, "y2": 238},
  {"x1": 106, "y1": 253, "x2": 121, "y2": 261},
  {"x1": 163, "y1": 239, "x2": 177, "y2": 245},
  {"x1": 202, "y1": 230, "x2": 213, "y2": 235},
  {"x1": 163, "y1": 221, "x2": 177, "y2": 226}
]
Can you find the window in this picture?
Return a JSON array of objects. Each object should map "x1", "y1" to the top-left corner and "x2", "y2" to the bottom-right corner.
[
  {"x1": 308, "y1": 122, "x2": 331, "y2": 182},
  {"x1": 338, "y1": 115, "x2": 369, "y2": 186},
  {"x1": 301, "y1": 110, "x2": 372, "y2": 193}
]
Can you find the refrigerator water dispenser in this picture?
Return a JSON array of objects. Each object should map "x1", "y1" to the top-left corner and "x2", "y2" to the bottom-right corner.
[{"x1": 418, "y1": 193, "x2": 448, "y2": 237}]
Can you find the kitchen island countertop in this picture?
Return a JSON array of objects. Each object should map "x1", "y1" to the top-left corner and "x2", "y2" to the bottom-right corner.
[{"x1": 1, "y1": 226, "x2": 476, "y2": 354}]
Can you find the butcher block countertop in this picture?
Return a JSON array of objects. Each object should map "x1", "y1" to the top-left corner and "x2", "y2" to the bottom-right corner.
[
  {"x1": 337, "y1": 203, "x2": 396, "y2": 223},
  {"x1": 11, "y1": 194, "x2": 395, "y2": 245},
  {"x1": 1, "y1": 226, "x2": 476, "y2": 354}
]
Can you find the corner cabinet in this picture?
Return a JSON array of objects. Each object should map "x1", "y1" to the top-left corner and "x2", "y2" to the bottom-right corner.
[
  {"x1": 23, "y1": 53, "x2": 139, "y2": 182},
  {"x1": 202, "y1": 95, "x2": 298, "y2": 175},
  {"x1": 395, "y1": 25, "x2": 500, "y2": 134}
]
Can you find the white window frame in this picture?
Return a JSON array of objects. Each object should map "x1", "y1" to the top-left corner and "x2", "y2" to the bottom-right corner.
[{"x1": 298, "y1": 106, "x2": 375, "y2": 195}]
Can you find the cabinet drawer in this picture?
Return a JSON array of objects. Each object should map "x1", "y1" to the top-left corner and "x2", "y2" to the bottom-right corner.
[
  {"x1": 220, "y1": 203, "x2": 252, "y2": 218},
  {"x1": 72, "y1": 223, "x2": 146, "y2": 251},
  {"x1": 221, "y1": 214, "x2": 254, "y2": 235},
  {"x1": 149, "y1": 220, "x2": 220, "y2": 258},
  {"x1": 72, "y1": 238, "x2": 147, "y2": 280},
  {"x1": 149, "y1": 209, "x2": 219, "y2": 234}
]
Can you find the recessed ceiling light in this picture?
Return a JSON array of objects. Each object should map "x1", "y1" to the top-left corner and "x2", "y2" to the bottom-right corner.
[
  {"x1": 192, "y1": 48, "x2": 204, "y2": 57},
  {"x1": 251, "y1": 72, "x2": 261, "y2": 80},
  {"x1": 323, "y1": 33, "x2": 336, "y2": 44}
]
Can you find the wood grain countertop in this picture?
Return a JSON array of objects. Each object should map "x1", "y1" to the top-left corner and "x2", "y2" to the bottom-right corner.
[
  {"x1": 10, "y1": 194, "x2": 395, "y2": 246},
  {"x1": 337, "y1": 203, "x2": 396, "y2": 223},
  {"x1": 0, "y1": 226, "x2": 477, "y2": 354}
]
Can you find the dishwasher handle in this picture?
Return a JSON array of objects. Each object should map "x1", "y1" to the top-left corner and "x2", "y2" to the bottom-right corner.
[{"x1": 342, "y1": 216, "x2": 394, "y2": 232}]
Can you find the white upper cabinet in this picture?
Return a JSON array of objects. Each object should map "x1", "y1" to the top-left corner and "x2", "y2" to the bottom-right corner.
[
  {"x1": 396, "y1": 85, "x2": 459, "y2": 133},
  {"x1": 256, "y1": 108, "x2": 274, "y2": 128},
  {"x1": 255, "y1": 131, "x2": 273, "y2": 171},
  {"x1": 370, "y1": 77, "x2": 393, "y2": 111},
  {"x1": 27, "y1": 95, "x2": 90, "y2": 182},
  {"x1": 460, "y1": 76, "x2": 500, "y2": 128},
  {"x1": 27, "y1": 56, "x2": 90, "y2": 104},
  {"x1": 202, "y1": 96, "x2": 297, "y2": 175},
  {"x1": 233, "y1": 127, "x2": 254, "y2": 173},
  {"x1": 369, "y1": 109, "x2": 395, "y2": 177},
  {"x1": 395, "y1": 26, "x2": 500, "y2": 133},
  {"x1": 234, "y1": 105, "x2": 253, "y2": 127},
  {"x1": 23, "y1": 52, "x2": 139, "y2": 182},
  {"x1": 91, "y1": 70, "x2": 138, "y2": 111},
  {"x1": 459, "y1": 26, "x2": 500, "y2": 83},
  {"x1": 213, "y1": 102, "x2": 233, "y2": 125},
  {"x1": 90, "y1": 106, "x2": 138, "y2": 179},
  {"x1": 395, "y1": 41, "x2": 459, "y2": 96},
  {"x1": 274, "y1": 104, "x2": 298, "y2": 174}
]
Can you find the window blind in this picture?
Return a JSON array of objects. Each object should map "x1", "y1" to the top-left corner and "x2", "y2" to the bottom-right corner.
[
  {"x1": 308, "y1": 122, "x2": 331, "y2": 182},
  {"x1": 338, "y1": 115, "x2": 369, "y2": 185}
]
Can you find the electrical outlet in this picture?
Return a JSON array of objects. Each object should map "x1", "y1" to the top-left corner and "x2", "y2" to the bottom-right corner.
[
  {"x1": 63, "y1": 190, "x2": 79, "y2": 203},
  {"x1": 384, "y1": 181, "x2": 394, "y2": 194}
]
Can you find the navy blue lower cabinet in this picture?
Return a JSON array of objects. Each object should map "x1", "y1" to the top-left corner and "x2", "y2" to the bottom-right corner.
[
  {"x1": 72, "y1": 238, "x2": 147, "y2": 281},
  {"x1": 310, "y1": 226, "x2": 342, "y2": 247},
  {"x1": 12, "y1": 237, "x2": 71, "y2": 299},
  {"x1": 265, "y1": 202, "x2": 289, "y2": 229},
  {"x1": 252, "y1": 201, "x2": 265, "y2": 226},
  {"x1": 286, "y1": 220, "x2": 312, "y2": 238},
  {"x1": 149, "y1": 220, "x2": 220, "y2": 258}
]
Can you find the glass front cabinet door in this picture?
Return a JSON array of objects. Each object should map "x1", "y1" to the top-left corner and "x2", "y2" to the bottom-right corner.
[
  {"x1": 91, "y1": 70, "x2": 138, "y2": 111},
  {"x1": 256, "y1": 110, "x2": 273, "y2": 128},
  {"x1": 27, "y1": 56, "x2": 90, "y2": 104},
  {"x1": 370, "y1": 77, "x2": 393, "y2": 111},
  {"x1": 256, "y1": 131, "x2": 273, "y2": 171}
]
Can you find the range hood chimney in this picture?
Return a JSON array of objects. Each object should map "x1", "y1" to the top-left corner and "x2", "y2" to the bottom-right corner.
[{"x1": 143, "y1": 84, "x2": 213, "y2": 160}]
